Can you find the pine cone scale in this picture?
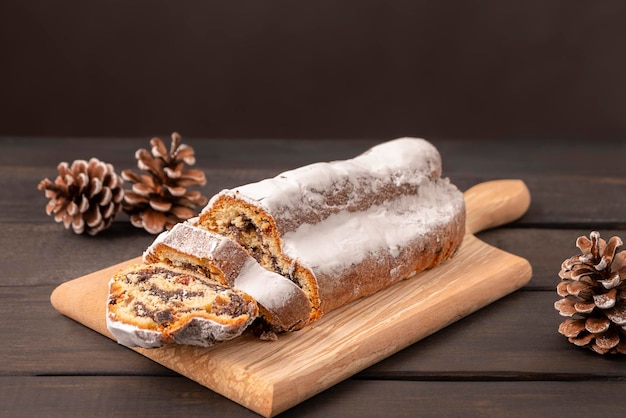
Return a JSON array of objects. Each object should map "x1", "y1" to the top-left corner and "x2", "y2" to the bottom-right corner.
[
  {"x1": 164, "y1": 185, "x2": 186, "y2": 196},
  {"x1": 85, "y1": 204, "x2": 102, "y2": 228},
  {"x1": 555, "y1": 298, "x2": 577, "y2": 316},
  {"x1": 565, "y1": 280, "x2": 591, "y2": 298},
  {"x1": 149, "y1": 199, "x2": 172, "y2": 212},
  {"x1": 600, "y1": 273, "x2": 622, "y2": 289},
  {"x1": 102, "y1": 203, "x2": 116, "y2": 219},
  {"x1": 559, "y1": 318, "x2": 585, "y2": 337},
  {"x1": 595, "y1": 328, "x2": 620, "y2": 350},
  {"x1": 556, "y1": 281, "x2": 570, "y2": 297},
  {"x1": 121, "y1": 170, "x2": 142, "y2": 184},
  {"x1": 606, "y1": 303, "x2": 626, "y2": 325},
  {"x1": 141, "y1": 209, "x2": 167, "y2": 234},
  {"x1": 151, "y1": 137, "x2": 169, "y2": 158},
  {"x1": 593, "y1": 288, "x2": 617, "y2": 309},
  {"x1": 574, "y1": 301, "x2": 595, "y2": 314},
  {"x1": 176, "y1": 177, "x2": 207, "y2": 187},
  {"x1": 585, "y1": 316, "x2": 611, "y2": 333},
  {"x1": 174, "y1": 147, "x2": 196, "y2": 164},
  {"x1": 570, "y1": 332, "x2": 595, "y2": 346},
  {"x1": 98, "y1": 187, "x2": 113, "y2": 206},
  {"x1": 88, "y1": 178, "x2": 102, "y2": 198},
  {"x1": 169, "y1": 205, "x2": 196, "y2": 219},
  {"x1": 122, "y1": 191, "x2": 149, "y2": 205},
  {"x1": 72, "y1": 215, "x2": 83, "y2": 232},
  {"x1": 132, "y1": 182, "x2": 154, "y2": 196}
]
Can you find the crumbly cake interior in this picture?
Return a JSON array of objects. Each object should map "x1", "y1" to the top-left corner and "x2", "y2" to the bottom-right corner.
[
  {"x1": 145, "y1": 247, "x2": 225, "y2": 285},
  {"x1": 205, "y1": 199, "x2": 321, "y2": 319},
  {"x1": 108, "y1": 264, "x2": 253, "y2": 332}
]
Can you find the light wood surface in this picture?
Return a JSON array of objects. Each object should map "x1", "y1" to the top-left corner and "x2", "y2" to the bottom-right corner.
[{"x1": 50, "y1": 180, "x2": 531, "y2": 417}]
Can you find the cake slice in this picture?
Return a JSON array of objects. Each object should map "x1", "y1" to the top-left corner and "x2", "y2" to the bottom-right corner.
[
  {"x1": 143, "y1": 222, "x2": 312, "y2": 332},
  {"x1": 106, "y1": 262, "x2": 258, "y2": 348}
]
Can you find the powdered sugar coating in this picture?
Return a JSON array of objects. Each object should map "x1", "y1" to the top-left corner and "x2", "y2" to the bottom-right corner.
[
  {"x1": 199, "y1": 137, "x2": 465, "y2": 319},
  {"x1": 143, "y1": 221, "x2": 246, "y2": 285},
  {"x1": 143, "y1": 224, "x2": 222, "y2": 263},
  {"x1": 203, "y1": 137, "x2": 442, "y2": 233},
  {"x1": 234, "y1": 257, "x2": 312, "y2": 330},
  {"x1": 234, "y1": 258, "x2": 308, "y2": 313},
  {"x1": 280, "y1": 177, "x2": 462, "y2": 279},
  {"x1": 106, "y1": 312, "x2": 163, "y2": 348},
  {"x1": 106, "y1": 308, "x2": 253, "y2": 348}
]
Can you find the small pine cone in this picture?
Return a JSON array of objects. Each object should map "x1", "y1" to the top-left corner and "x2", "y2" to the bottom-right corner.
[
  {"x1": 122, "y1": 132, "x2": 208, "y2": 234},
  {"x1": 37, "y1": 158, "x2": 124, "y2": 236},
  {"x1": 554, "y1": 231, "x2": 626, "y2": 354}
]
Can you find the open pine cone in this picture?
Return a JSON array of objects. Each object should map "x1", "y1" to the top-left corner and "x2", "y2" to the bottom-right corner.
[
  {"x1": 122, "y1": 132, "x2": 208, "y2": 234},
  {"x1": 555, "y1": 231, "x2": 626, "y2": 354},
  {"x1": 37, "y1": 158, "x2": 124, "y2": 236}
]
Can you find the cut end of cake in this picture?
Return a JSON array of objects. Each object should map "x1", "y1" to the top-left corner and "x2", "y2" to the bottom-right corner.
[
  {"x1": 106, "y1": 262, "x2": 258, "y2": 348},
  {"x1": 197, "y1": 193, "x2": 322, "y2": 327}
]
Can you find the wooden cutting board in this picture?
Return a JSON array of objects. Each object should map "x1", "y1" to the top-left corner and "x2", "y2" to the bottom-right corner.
[{"x1": 51, "y1": 179, "x2": 532, "y2": 417}]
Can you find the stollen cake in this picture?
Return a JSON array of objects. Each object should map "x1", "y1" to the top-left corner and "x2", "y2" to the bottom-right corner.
[
  {"x1": 107, "y1": 137, "x2": 466, "y2": 346},
  {"x1": 197, "y1": 137, "x2": 466, "y2": 328},
  {"x1": 106, "y1": 262, "x2": 258, "y2": 348},
  {"x1": 143, "y1": 222, "x2": 312, "y2": 332}
]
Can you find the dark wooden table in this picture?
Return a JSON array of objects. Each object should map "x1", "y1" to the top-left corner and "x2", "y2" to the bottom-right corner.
[{"x1": 2, "y1": 136, "x2": 626, "y2": 417}]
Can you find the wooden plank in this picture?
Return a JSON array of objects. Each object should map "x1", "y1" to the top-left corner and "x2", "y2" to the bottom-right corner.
[
  {"x1": 365, "y1": 290, "x2": 626, "y2": 378},
  {"x1": 2, "y1": 215, "x2": 624, "y2": 293},
  {"x1": 477, "y1": 227, "x2": 626, "y2": 290},
  {"x1": 3, "y1": 376, "x2": 626, "y2": 418},
  {"x1": 0, "y1": 166, "x2": 282, "y2": 223},
  {"x1": 6, "y1": 165, "x2": 626, "y2": 227},
  {"x1": 0, "y1": 137, "x2": 381, "y2": 170},
  {"x1": 448, "y1": 174, "x2": 626, "y2": 227},
  {"x1": 3, "y1": 137, "x2": 625, "y2": 177},
  {"x1": 0, "y1": 286, "x2": 172, "y2": 377},
  {"x1": 520, "y1": 176, "x2": 626, "y2": 228},
  {"x1": 7, "y1": 285, "x2": 626, "y2": 379},
  {"x1": 436, "y1": 138, "x2": 626, "y2": 178},
  {"x1": 0, "y1": 223, "x2": 154, "y2": 285},
  {"x1": 3, "y1": 221, "x2": 622, "y2": 289},
  {"x1": 4, "y1": 137, "x2": 626, "y2": 228},
  {"x1": 0, "y1": 376, "x2": 256, "y2": 418}
]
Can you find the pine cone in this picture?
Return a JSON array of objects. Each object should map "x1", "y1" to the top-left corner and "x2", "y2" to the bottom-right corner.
[
  {"x1": 122, "y1": 132, "x2": 208, "y2": 234},
  {"x1": 555, "y1": 231, "x2": 626, "y2": 354},
  {"x1": 37, "y1": 158, "x2": 124, "y2": 236}
]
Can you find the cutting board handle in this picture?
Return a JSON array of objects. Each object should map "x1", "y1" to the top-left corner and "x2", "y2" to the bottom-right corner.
[{"x1": 464, "y1": 179, "x2": 531, "y2": 235}]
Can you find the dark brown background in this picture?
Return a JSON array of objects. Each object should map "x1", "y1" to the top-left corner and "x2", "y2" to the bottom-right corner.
[{"x1": 2, "y1": 1, "x2": 626, "y2": 140}]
